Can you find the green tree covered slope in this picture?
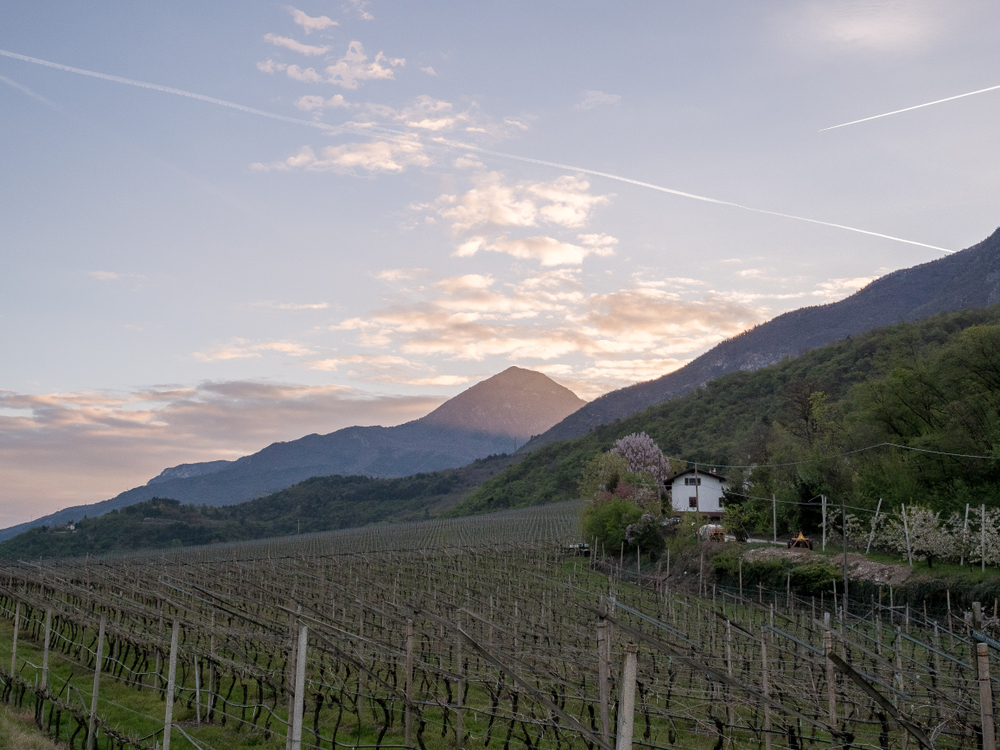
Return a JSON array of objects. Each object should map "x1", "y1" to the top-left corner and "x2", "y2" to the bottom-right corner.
[{"x1": 454, "y1": 306, "x2": 1000, "y2": 532}]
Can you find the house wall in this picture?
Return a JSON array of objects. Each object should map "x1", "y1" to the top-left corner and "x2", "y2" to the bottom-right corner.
[{"x1": 670, "y1": 475, "x2": 727, "y2": 515}]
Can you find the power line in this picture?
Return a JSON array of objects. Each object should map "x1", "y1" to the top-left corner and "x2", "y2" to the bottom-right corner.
[{"x1": 668, "y1": 441, "x2": 1000, "y2": 472}]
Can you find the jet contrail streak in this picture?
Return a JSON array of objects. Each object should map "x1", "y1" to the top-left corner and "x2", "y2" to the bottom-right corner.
[
  {"x1": 821, "y1": 83, "x2": 1000, "y2": 132},
  {"x1": 1, "y1": 47, "x2": 952, "y2": 255},
  {"x1": 435, "y1": 141, "x2": 953, "y2": 254},
  {"x1": 0, "y1": 48, "x2": 344, "y2": 134},
  {"x1": 0, "y1": 73, "x2": 58, "y2": 108}
]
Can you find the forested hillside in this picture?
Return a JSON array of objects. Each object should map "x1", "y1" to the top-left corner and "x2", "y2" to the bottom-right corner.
[
  {"x1": 0, "y1": 455, "x2": 512, "y2": 559},
  {"x1": 522, "y1": 226, "x2": 1000, "y2": 450},
  {"x1": 456, "y1": 306, "x2": 1000, "y2": 534}
]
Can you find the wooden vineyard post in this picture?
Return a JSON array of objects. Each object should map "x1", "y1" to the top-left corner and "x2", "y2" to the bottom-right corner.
[
  {"x1": 41, "y1": 607, "x2": 52, "y2": 690},
  {"x1": 209, "y1": 612, "x2": 216, "y2": 721},
  {"x1": 155, "y1": 608, "x2": 164, "y2": 691},
  {"x1": 725, "y1": 620, "x2": 735, "y2": 731},
  {"x1": 824, "y1": 630, "x2": 837, "y2": 728},
  {"x1": 761, "y1": 630, "x2": 772, "y2": 750},
  {"x1": 357, "y1": 608, "x2": 367, "y2": 731},
  {"x1": 616, "y1": 643, "x2": 638, "y2": 750},
  {"x1": 163, "y1": 620, "x2": 180, "y2": 750},
  {"x1": 901, "y1": 504, "x2": 913, "y2": 568},
  {"x1": 979, "y1": 643, "x2": 996, "y2": 750},
  {"x1": 597, "y1": 613, "x2": 611, "y2": 745},
  {"x1": 405, "y1": 618, "x2": 414, "y2": 747},
  {"x1": 456, "y1": 613, "x2": 465, "y2": 749},
  {"x1": 291, "y1": 624, "x2": 308, "y2": 750},
  {"x1": 86, "y1": 613, "x2": 106, "y2": 750},
  {"x1": 9, "y1": 599, "x2": 20, "y2": 676}
]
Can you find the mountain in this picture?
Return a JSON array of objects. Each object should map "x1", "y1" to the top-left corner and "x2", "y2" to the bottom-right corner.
[
  {"x1": 521, "y1": 226, "x2": 1000, "y2": 451},
  {"x1": 0, "y1": 367, "x2": 584, "y2": 541}
]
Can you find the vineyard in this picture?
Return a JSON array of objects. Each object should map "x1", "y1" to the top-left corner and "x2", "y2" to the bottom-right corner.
[{"x1": 0, "y1": 499, "x2": 997, "y2": 750}]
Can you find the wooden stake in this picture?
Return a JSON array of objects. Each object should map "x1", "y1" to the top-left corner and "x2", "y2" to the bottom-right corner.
[
  {"x1": 616, "y1": 643, "x2": 638, "y2": 750},
  {"x1": 901, "y1": 504, "x2": 913, "y2": 567},
  {"x1": 163, "y1": 620, "x2": 180, "y2": 750},
  {"x1": 41, "y1": 608, "x2": 52, "y2": 690},
  {"x1": 291, "y1": 625, "x2": 307, "y2": 750},
  {"x1": 597, "y1": 609, "x2": 610, "y2": 745},
  {"x1": 405, "y1": 618, "x2": 414, "y2": 747},
  {"x1": 9, "y1": 600, "x2": 20, "y2": 676},
  {"x1": 762, "y1": 630, "x2": 772, "y2": 750},
  {"x1": 455, "y1": 612, "x2": 464, "y2": 749},
  {"x1": 824, "y1": 630, "x2": 837, "y2": 727},
  {"x1": 86, "y1": 613, "x2": 106, "y2": 750},
  {"x1": 979, "y1": 643, "x2": 996, "y2": 750}
]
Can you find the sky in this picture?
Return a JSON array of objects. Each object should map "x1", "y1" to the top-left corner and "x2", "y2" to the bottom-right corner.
[{"x1": 2, "y1": 1, "x2": 1000, "y2": 528}]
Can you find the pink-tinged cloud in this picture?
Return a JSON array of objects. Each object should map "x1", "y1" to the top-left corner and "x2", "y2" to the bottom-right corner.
[{"x1": 0, "y1": 382, "x2": 445, "y2": 526}]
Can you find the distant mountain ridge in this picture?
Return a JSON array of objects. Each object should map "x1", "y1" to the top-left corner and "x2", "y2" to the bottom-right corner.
[
  {"x1": 0, "y1": 367, "x2": 584, "y2": 541},
  {"x1": 521, "y1": 226, "x2": 1000, "y2": 451}
]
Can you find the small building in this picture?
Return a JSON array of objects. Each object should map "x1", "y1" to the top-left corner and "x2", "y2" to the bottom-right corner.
[{"x1": 667, "y1": 468, "x2": 728, "y2": 519}]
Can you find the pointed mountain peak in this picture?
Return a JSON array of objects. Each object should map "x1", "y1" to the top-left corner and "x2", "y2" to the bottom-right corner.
[{"x1": 416, "y1": 367, "x2": 586, "y2": 440}]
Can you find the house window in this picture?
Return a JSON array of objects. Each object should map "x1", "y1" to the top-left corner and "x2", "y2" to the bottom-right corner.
[
  {"x1": 689, "y1": 497, "x2": 698, "y2": 508},
  {"x1": 719, "y1": 496, "x2": 726, "y2": 508},
  {"x1": 684, "y1": 477, "x2": 702, "y2": 486}
]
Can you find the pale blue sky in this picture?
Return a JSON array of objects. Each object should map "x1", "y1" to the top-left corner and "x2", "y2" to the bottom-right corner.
[{"x1": 2, "y1": 1, "x2": 999, "y2": 525}]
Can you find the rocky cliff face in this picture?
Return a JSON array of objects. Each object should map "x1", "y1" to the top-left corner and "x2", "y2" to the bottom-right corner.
[{"x1": 521, "y1": 226, "x2": 1000, "y2": 451}]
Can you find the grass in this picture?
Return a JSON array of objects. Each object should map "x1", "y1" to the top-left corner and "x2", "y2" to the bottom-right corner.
[{"x1": 0, "y1": 705, "x2": 60, "y2": 750}]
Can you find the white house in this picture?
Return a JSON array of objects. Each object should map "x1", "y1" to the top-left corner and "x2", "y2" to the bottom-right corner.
[{"x1": 667, "y1": 468, "x2": 728, "y2": 518}]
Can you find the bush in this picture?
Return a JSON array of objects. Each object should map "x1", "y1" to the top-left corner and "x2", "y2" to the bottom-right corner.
[
  {"x1": 789, "y1": 562, "x2": 840, "y2": 595},
  {"x1": 582, "y1": 497, "x2": 647, "y2": 555}
]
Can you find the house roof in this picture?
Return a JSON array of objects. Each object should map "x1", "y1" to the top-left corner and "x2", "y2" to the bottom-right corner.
[{"x1": 667, "y1": 467, "x2": 727, "y2": 483}]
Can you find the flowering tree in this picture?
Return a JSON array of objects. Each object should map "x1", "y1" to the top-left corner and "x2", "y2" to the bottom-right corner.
[
  {"x1": 580, "y1": 433, "x2": 671, "y2": 555},
  {"x1": 611, "y1": 432, "x2": 670, "y2": 484},
  {"x1": 883, "y1": 507, "x2": 951, "y2": 568}
]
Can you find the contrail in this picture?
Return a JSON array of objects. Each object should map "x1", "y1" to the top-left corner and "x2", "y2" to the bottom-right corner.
[
  {"x1": 0, "y1": 73, "x2": 59, "y2": 108},
  {"x1": 432, "y1": 141, "x2": 953, "y2": 254},
  {"x1": 821, "y1": 83, "x2": 1000, "y2": 132},
  {"x1": 0, "y1": 48, "x2": 344, "y2": 134},
  {"x1": 1, "y1": 47, "x2": 952, "y2": 255}
]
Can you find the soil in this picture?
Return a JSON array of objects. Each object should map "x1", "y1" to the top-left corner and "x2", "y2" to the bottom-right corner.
[{"x1": 742, "y1": 546, "x2": 912, "y2": 585}]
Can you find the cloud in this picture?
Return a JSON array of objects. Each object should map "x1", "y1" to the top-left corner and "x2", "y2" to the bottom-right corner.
[
  {"x1": 458, "y1": 234, "x2": 617, "y2": 266},
  {"x1": 576, "y1": 90, "x2": 621, "y2": 110},
  {"x1": 397, "y1": 95, "x2": 459, "y2": 131},
  {"x1": 333, "y1": 270, "x2": 761, "y2": 378},
  {"x1": 251, "y1": 139, "x2": 430, "y2": 174},
  {"x1": 86, "y1": 271, "x2": 125, "y2": 281},
  {"x1": 346, "y1": 0, "x2": 374, "y2": 21},
  {"x1": 264, "y1": 33, "x2": 331, "y2": 56},
  {"x1": 377, "y1": 268, "x2": 429, "y2": 281},
  {"x1": 421, "y1": 66, "x2": 437, "y2": 76},
  {"x1": 192, "y1": 339, "x2": 316, "y2": 362},
  {"x1": 432, "y1": 172, "x2": 612, "y2": 233},
  {"x1": 287, "y1": 7, "x2": 338, "y2": 32},
  {"x1": 258, "y1": 41, "x2": 403, "y2": 89},
  {"x1": 325, "y1": 42, "x2": 403, "y2": 89},
  {"x1": 454, "y1": 156, "x2": 485, "y2": 169},
  {"x1": 811, "y1": 276, "x2": 876, "y2": 299},
  {"x1": 0, "y1": 382, "x2": 444, "y2": 525},
  {"x1": 294, "y1": 94, "x2": 349, "y2": 112}
]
